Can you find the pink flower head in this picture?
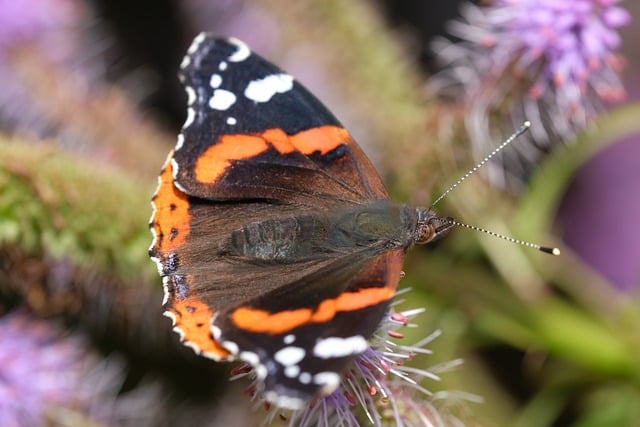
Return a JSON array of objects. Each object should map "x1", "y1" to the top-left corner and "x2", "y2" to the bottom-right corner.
[
  {"x1": 432, "y1": 0, "x2": 631, "y2": 187},
  {"x1": 485, "y1": 0, "x2": 630, "y2": 108}
]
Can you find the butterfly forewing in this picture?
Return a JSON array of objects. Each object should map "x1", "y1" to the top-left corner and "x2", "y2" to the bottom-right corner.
[{"x1": 172, "y1": 35, "x2": 388, "y2": 204}]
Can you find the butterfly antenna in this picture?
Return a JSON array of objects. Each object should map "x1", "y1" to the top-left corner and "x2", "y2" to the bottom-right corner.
[
  {"x1": 430, "y1": 121, "x2": 560, "y2": 256},
  {"x1": 445, "y1": 218, "x2": 560, "y2": 255},
  {"x1": 431, "y1": 121, "x2": 531, "y2": 208}
]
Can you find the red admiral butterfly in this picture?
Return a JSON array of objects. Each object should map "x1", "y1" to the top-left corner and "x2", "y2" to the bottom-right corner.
[{"x1": 149, "y1": 34, "x2": 455, "y2": 410}]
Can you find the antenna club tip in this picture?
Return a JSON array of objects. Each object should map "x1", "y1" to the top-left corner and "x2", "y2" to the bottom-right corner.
[
  {"x1": 523, "y1": 120, "x2": 531, "y2": 128},
  {"x1": 540, "y1": 246, "x2": 561, "y2": 256}
]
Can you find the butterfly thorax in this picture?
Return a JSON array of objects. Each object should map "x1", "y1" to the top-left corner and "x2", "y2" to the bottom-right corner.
[{"x1": 229, "y1": 200, "x2": 418, "y2": 263}]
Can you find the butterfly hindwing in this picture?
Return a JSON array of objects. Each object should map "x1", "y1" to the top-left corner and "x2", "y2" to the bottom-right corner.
[{"x1": 214, "y1": 249, "x2": 405, "y2": 408}]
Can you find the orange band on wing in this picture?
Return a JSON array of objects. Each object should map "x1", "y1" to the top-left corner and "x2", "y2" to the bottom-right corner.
[
  {"x1": 289, "y1": 125, "x2": 350, "y2": 155},
  {"x1": 151, "y1": 154, "x2": 192, "y2": 251},
  {"x1": 170, "y1": 298, "x2": 231, "y2": 359},
  {"x1": 195, "y1": 134, "x2": 268, "y2": 184},
  {"x1": 261, "y1": 128, "x2": 292, "y2": 153},
  {"x1": 231, "y1": 287, "x2": 394, "y2": 335},
  {"x1": 194, "y1": 125, "x2": 349, "y2": 184}
]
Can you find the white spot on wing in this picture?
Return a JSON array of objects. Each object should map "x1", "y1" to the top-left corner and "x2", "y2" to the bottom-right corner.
[
  {"x1": 170, "y1": 157, "x2": 179, "y2": 176},
  {"x1": 264, "y1": 391, "x2": 305, "y2": 410},
  {"x1": 255, "y1": 365, "x2": 267, "y2": 380},
  {"x1": 149, "y1": 245, "x2": 161, "y2": 274},
  {"x1": 240, "y1": 351, "x2": 260, "y2": 366},
  {"x1": 299, "y1": 372, "x2": 312, "y2": 384},
  {"x1": 209, "y1": 89, "x2": 236, "y2": 111},
  {"x1": 185, "y1": 86, "x2": 196, "y2": 105},
  {"x1": 313, "y1": 372, "x2": 341, "y2": 395},
  {"x1": 211, "y1": 325, "x2": 222, "y2": 339},
  {"x1": 219, "y1": 61, "x2": 228, "y2": 71},
  {"x1": 171, "y1": 325, "x2": 186, "y2": 340},
  {"x1": 274, "y1": 346, "x2": 305, "y2": 366},
  {"x1": 149, "y1": 253, "x2": 160, "y2": 267},
  {"x1": 226, "y1": 117, "x2": 237, "y2": 125},
  {"x1": 184, "y1": 107, "x2": 195, "y2": 128},
  {"x1": 163, "y1": 310, "x2": 177, "y2": 324},
  {"x1": 149, "y1": 168, "x2": 165, "y2": 259},
  {"x1": 161, "y1": 276, "x2": 170, "y2": 304},
  {"x1": 202, "y1": 350, "x2": 231, "y2": 361},
  {"x1": 313, "y1": 335, "x2": 368, "y2": 359},
  {"x1": 180, "y1": 55, "x2": 190, "y2": 69},
  {"x1": 188, "y1": 32, "x2": 207, "y2": 55},
  {"x1": 227, "y1": 37, "x2": 251, "y2": 62},
  {"x1": 169, "y1": 170, "x2": 189, "y2": 206},
  {"x1": 284, "y1": 334, "x2": 296, "y2": 344},
  {"x1": 184, "y1": 341, "x2": 202, "y2": 355},
  {"x1": 210, "y1": 73, "x2": 222, "y2": 88},
  {"x1": 285, "y1": 365, "x2": 300, "y2": 378},
  {"x1": 244, "y1": 74, "x2": 294, "y2": 103},
  {"x1": 222, "y1": 340, "x2": 239, "y2": 355},
  {"x1": 175, "y1": 134, "x2": 185, "y2": 151}
]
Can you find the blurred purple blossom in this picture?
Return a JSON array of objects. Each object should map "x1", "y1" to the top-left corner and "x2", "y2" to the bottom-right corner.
[
  {"x1": 0, "y1": 0, "x2": 88, "y2": 137},
  {"x1": 556, "y1": 132, "x2": 640, "y2": 292},
  {"x1": 432, "y1": 0, "x2": 631, "y2": 187},
  {"x1": 0, "y1": 0, "x2": 85, "y2": 60},
  {"x1": 485, "y1": 1, "x2": 629, "y2": 102},
  {"x1": 0, "y1": 309, "x2": 103, "y2": 425}
]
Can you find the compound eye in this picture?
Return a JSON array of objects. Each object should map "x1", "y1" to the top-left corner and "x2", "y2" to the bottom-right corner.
[{"x1": 415, "y1": 223, "x2": 436, "y2": 244}]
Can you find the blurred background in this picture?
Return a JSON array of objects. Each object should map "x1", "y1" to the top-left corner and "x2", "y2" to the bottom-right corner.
[{"x1": 0, "y1": 0, "x2": 638, "y2": 426}]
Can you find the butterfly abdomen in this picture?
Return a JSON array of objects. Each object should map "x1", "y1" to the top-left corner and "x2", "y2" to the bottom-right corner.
[{"x1": 229, "y1": 215, "x2": 331, "y2": 262}]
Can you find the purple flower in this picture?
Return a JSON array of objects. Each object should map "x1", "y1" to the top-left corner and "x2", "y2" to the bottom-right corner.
[
  {"x1": 0, "y1": 0, "x2": 87, "y2": 137},
  {"x1": 432, "y1": 0, "x2": 631, "y2": 187},
  {"x1": 480, "y1": 0, "x2": 629, "y2": 107},
  {"x1": 0, "y1": 308, "x2": 126, "y2": 426},
  {"x1": 232, "y1": 301, "x2": 469, "y2": 426},
  {"x1": 0, "y1": 0, "x2": 84, "y2": 58}
]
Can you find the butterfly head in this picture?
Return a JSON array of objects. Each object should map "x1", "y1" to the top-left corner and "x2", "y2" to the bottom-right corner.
[{"x1": 414, "y1": 208, "x2": 454, "y2": 245}]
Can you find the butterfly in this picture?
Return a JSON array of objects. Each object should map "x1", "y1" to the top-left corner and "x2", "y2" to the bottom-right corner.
[{"x1": 149, "y1": 34, "x2": 452, "y2": 410}]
